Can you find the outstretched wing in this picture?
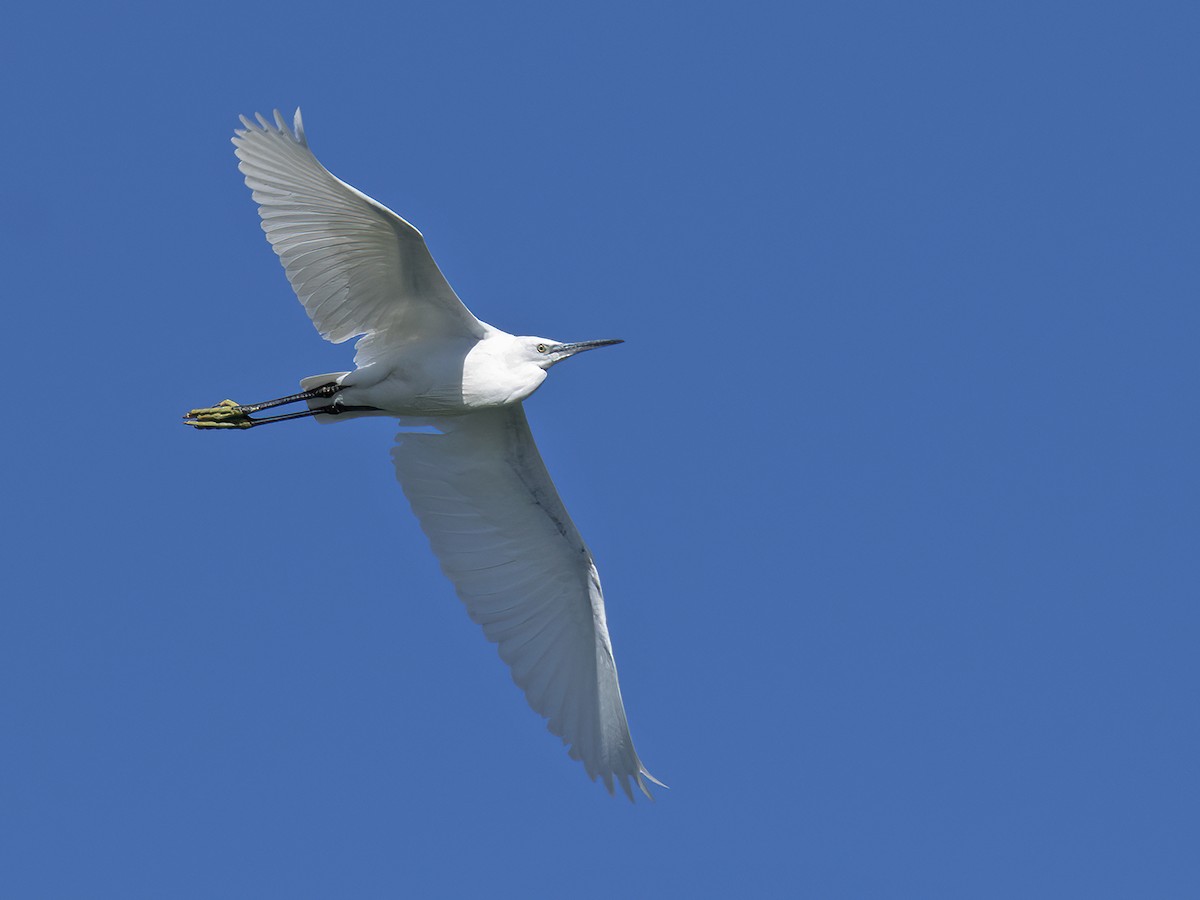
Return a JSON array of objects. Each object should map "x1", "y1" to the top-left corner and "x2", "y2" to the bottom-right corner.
[
  {"x1": 391, "y1": 406, "x2": 661, "y2": 800},
  {"x1": 233, "y1": 110, "x2": 487, "y2": 363}
]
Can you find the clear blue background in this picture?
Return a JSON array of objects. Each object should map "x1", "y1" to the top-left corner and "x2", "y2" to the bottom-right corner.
[{"x1": 2, "y1": 1, "x2": 1196, "y2": 897}]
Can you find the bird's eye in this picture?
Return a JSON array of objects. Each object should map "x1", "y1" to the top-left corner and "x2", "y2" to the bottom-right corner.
[{"x1": 536, "y1": 344, "x2": 547, "y2": 353}]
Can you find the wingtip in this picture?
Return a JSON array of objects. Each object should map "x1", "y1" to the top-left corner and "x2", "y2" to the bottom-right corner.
[
  {"x1": 640, "y1": 766, "x2": 668, "y2": 789},
  {"x1": 601, "y1": 771, "x2": 615, "y2": 795},
  {"x1": 608, "y1": 764, "x2": 668, "y2": 803},
  {"x1": 233, "y1": 113, "x2": 252, "y2": 142},
  {"x1": 637, "y1": 768, "x2": 668, "y2": 802},
  {"x1": 232, "y1": 108, "x2": 306, "y2": 146}
]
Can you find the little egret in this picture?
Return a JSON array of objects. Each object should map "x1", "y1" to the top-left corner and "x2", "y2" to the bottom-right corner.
[{"x1": 185, "y1": 110, "x2": 661, "y2": 800}]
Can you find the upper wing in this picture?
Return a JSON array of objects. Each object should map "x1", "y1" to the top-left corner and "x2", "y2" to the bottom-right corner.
[
  {"x1": 391, "y1": 405, "x2": 661, "y2": 800},
  {"x1": 233, "y1": 110, "x2": 487, "y2": 363}
]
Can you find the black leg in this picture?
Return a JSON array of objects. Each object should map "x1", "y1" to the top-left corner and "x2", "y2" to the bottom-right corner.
[
  {"x1": 184, "y1": 400, "x2": 380, "y2": 429},
  {"x1": 183, "y1": 382, "x2": 341, "y2": 422}
]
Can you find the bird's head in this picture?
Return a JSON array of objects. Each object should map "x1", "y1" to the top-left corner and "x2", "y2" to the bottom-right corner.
[{"x1": 521, "y1": 336, "x2": 624, "y2": 370}]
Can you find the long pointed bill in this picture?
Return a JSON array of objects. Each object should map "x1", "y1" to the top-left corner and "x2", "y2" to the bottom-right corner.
[{"x1": 555, "y1": 338, "x2": 624, "y2": 358}]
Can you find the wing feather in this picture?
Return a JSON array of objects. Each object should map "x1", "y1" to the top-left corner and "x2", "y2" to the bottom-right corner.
[
  {"x1": 391, "y1": 405, "x2": 661, "y2": 799},
  {"x1": 232, "y1": 109, "x2": 487, "y2": 363}
]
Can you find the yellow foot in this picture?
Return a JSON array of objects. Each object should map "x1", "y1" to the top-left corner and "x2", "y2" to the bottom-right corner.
[{"x1": 183, "y1": 399, "x2": 255, "y2": 429}]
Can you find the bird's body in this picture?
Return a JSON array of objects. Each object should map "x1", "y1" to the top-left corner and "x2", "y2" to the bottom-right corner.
[
  {"x1": 185, "y1": 110, "x2": 660, "y2": 800},
  {"x1": 330, "y1": 331, "x2": 549, "y2": 416}
]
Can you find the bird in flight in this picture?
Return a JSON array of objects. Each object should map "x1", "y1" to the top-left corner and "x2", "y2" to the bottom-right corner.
[{"x1": 185, "y1": 110, "x2": 661, "y2": 800}]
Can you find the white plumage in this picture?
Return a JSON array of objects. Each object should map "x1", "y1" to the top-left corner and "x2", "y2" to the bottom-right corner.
[
  {"x1": 189, "y1": 110, "x2": 660, "y2": 800},
  {"x1": 392, "y1": 406, "x2": 654, "y2": 799}
]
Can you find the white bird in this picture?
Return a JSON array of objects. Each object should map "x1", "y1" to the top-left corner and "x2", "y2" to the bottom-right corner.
[{"x1": 185, "y1": 110, "x2": 662, "y2": 800}]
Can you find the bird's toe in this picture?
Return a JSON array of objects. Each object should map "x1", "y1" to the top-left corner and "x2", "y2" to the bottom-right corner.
[{"x1": 182, "y1": 399, "x2": 254, "y2": 428}]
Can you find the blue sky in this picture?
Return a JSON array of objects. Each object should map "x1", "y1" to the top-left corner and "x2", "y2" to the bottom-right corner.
[{"x1": 2, "y1": 1, "x2": 1197, "y2": 896}]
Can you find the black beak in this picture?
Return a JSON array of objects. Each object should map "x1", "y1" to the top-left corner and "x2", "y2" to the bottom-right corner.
[{"x1": 556, "y1": 339, "x2": 624, "y2": 356}]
